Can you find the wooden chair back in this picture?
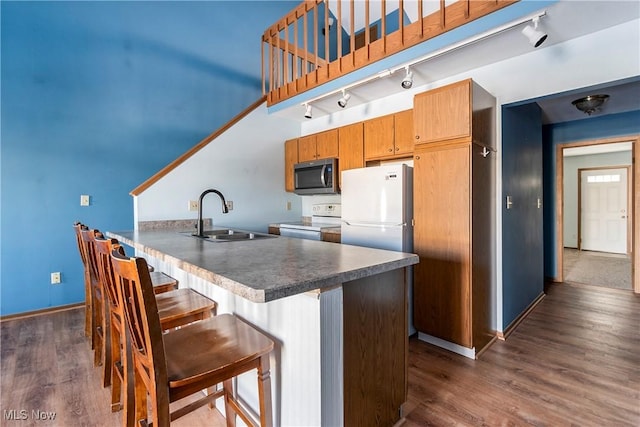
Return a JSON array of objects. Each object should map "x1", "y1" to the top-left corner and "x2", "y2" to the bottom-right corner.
[
  {"x1": 94, "y1": 236, "x2": 124, "y2": 312},
  {"x1": 110, "y1": 249, "x2": 170, "y2": 424},
  {"x1": 80, "y1": 228, "x2": 103, "y2": 285},
  {"x1": 73, "y1": 222, "x2": 92, "y2": 339}
]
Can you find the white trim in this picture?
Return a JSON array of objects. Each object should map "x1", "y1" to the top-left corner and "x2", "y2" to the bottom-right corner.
[{"x1": 418, "y1": 332, "x2": 476, "y2": 360}]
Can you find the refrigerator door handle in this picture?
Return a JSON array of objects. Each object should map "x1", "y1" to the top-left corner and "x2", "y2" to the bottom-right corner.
[{"x1": 342, "y1": 221, "x2": 406, "y2": 227}]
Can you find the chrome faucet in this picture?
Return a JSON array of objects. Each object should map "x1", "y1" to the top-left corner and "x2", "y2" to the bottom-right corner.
[{"x1": 195, "y1": 189, "x2": 229, "y2": 237}]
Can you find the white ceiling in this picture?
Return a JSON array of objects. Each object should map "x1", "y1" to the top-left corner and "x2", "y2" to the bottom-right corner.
[{"x1": 274, "y1": 1, "x2": 640, "y2": 125}]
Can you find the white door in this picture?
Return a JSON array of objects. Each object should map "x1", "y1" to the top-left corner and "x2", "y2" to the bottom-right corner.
[{"x1": 580, "y1": 167, "x2": 628, "y2": 254}]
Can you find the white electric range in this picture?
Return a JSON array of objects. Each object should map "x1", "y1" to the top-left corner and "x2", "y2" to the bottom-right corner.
[{"x1": 279, "y1": 203, "x2": 341, "y2": 241}]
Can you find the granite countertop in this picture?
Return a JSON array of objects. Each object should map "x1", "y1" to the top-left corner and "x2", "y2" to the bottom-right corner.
[{"x1": 107, "y1": 228, "x2": 418, "y2": 303}]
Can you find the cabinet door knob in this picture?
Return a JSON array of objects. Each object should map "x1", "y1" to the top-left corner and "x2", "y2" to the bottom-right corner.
[
  {"x1": 388, "y1": 148, "x2": 393, "y2": 152},
  {"x1": 415, "y1": 135, "x2": 420, "y2": 140},
  {"x1": 395, "y1": 147, "x2": 399, "y2": 151},
  {"x1": 415, "y1": 155, "x2": 420, "y2": 160}
]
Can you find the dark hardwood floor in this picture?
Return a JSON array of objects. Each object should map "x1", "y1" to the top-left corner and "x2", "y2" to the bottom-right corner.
[
  {"x1": 404, "y1": 282, "x2": 640, "y2": 426},
  {"x1": 0, "y1": 308, "x2": 225, "y2": 427},
  {"x1": 1, "y1": 281, "x2": 638, "y2": 426}
]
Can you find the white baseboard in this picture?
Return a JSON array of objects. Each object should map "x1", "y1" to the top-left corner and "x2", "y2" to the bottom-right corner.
[{"x1": 417, "y1": 332, "x2": 476, "y2": 359}]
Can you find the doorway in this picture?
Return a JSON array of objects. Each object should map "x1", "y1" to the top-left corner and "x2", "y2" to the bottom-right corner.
[{"x1": 555, "y1": 136, "x2": 639, "y2": 292}]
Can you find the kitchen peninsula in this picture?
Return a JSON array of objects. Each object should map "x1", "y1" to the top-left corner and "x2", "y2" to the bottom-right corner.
[{"x1": 107, "y1": 228, "x2": 418, "y2": 427}]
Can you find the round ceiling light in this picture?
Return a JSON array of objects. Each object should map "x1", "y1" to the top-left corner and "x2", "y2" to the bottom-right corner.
[{"x1": 571, "y1": 94, "x2": 610, "y2": 115}]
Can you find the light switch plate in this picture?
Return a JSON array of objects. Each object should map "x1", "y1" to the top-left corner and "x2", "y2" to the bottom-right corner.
[
  {"x1": 51, "y1": 272, "x2": 61, "y2": 284},
  {"x1": 80, "y1": 195, "x2": 90, "y2": 206}
]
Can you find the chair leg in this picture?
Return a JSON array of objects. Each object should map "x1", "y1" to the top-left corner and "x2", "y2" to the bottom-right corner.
[
  {"x1": 110, "y1": 323, "x2": 122, "y2": 412},
  {"x1": 223, "y1": 379, "x2": 236, "y2": 427},
  {"x1": 93, "y1": 298, "x2": 103, "y2": 367},
  {"x1": 122, "y1": 331, "x2": 135, "y2": 427},
  {"x1": 134, "y1": 367, "x2": 148, "y2": 427},
  {"x1": 257, "y1": 355, "x2": 273, "y2": 427},
  {"x1": 90, "y1": 282, "x2": 97, "y2": 350},
  {"x1": 85, "y1": 272, "x2": 93, "y2": 339},
  {"x1": 102, "y1": 306, "x2": 112, "y2": 388}
]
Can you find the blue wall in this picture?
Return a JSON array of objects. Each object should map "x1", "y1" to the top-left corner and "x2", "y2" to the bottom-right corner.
[
  {"x1": 0, "y1": 1, "x2": 296, "y2": 316},
  {"x1": 502, "y1": 103, "x2": 544, "y2": 329},
  {"x1": 542, "y1": 110, "x2": 640, "y2": 278}
]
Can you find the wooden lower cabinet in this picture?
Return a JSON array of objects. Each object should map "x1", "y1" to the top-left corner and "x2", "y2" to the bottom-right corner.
[{"x1": 413, "y1": 141, "x2": 494, "y2": 353}]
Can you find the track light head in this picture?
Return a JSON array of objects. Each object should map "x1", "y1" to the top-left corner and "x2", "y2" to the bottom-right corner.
[
  {"x1": 522, "y1": 17, "x2": 547, "y2": 48},
  {"x1": 304, "y1": 103, "x2": 312, "y2": 119},
  {"x1": 401, "y1": 67, "x2": 413, "y2": 89},
  {"x1": 337, "y1": 90, "x2": 351, "y2": 108}
]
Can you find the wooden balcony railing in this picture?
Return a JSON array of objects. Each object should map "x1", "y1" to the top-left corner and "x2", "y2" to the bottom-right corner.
[{"x1": 262, "y1": 0, "x2": 517, "y2": 106}]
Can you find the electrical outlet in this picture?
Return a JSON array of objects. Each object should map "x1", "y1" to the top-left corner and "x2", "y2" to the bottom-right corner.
[
  {"x1": 188, "y1": 200, "x2": 199, "y2": 211},
  {"x1": 286, "y1": 201, "x2": 292, "y2": 211},
  {"x1": 80, "y1": 195, "x2": 90, "y2": 206},
  {"x1": 225, "y1": 201, "x2": 233, "y2": 211},
  {"x1": 51, "y1": 272, "x2": 61, "y2": 284}
]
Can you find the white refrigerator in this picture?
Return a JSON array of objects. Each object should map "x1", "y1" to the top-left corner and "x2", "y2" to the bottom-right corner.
[{"x1": 341, "y1": 164, "x2": 415, "y2": 334}]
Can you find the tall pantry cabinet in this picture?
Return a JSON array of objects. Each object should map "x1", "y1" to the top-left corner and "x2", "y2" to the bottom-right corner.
[{"x1": 412, "y1": 79, "x2": 496, "y2": 357}]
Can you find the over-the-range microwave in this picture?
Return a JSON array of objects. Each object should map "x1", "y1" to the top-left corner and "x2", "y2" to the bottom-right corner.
[{"x1": 294, "y1": 158, "x2": 339, "y2": 195}]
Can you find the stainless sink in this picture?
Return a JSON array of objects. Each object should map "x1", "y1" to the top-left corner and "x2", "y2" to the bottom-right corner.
[{"x1": 182, "y1": 229, "x2": 276, "y2": 242}]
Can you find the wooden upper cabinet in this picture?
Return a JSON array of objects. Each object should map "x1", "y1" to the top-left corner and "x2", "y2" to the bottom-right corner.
[
  {"x1": 414, "y1": 79, "x2": 472, "y2": 144},
  {"x1": 364, "y1": 114, "x2": 394, "y2": 160},
  {"x1": 338, "y1": 123, "x2": 364, "y2": 179},
  {"x1": 394, "y1": 109, "x2": 414, "y2": 156},
  {"x1": 364, "y1": 110, "x2": 414, "y2": 161},
  {"x1": 316, "y1": 129, "x2": 339, "y2": 159},
  {"x1": 298, "y1": 130, "x2": 339, "y2": 162},
  {"x1": 298, "y1": 135, "x2": 318, "y2": 162},
  {"x1": 284, "y1": 138, "x2": 298, "y2": 192}
]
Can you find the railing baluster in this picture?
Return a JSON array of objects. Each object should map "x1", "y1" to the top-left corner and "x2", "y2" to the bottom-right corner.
[
  {"x1": 381, "y1": 0, "x2": 386, "y2": 53},
  {"x1": 303, "y1": 6, "x2": 308, "y2": 75},
  {"x1": 337, "y1": 0, "x2": 342, "y2": 62},
  {"x1": 350, "y1": 0, "x2": 355, "y2": 63},
  {"x1": 324, "y1": 0, "x2": 330, "y2": 77},
  {"x1": 365, "y1": 0, "x2": 370, "y2": 46},
  {"x1": 419, "y1": 0, "x2": 424, "y2": 37},
  {"x1": 399, "y1": 0, "x2": 404, "y2": 45},
  {"x1": 294, "y1": 17, "x2": 299, "y2": 83},
  {"x1": 262, "y1": 0, "x2": 517, "y2": 105},
  {"x1": 314, "y1": 4, "x2": 319, "y2": 73},
  {"x1": 284, "y1": 21, "x2": 289, "y2": 94}
]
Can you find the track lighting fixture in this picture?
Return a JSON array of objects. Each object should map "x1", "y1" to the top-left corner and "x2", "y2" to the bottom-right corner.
[
  {"x1": 298, "y1": 11, "x2": 547, "y2": 118},
  {"x1": 401, "y1": 66, "x2": 413, "y2": 89},
  {"x1": 521, "y1": 16, "x2": 547, "y2": 48},
  {"x1": 337, "y1": 90, "x2": 351, "y2": 108}
]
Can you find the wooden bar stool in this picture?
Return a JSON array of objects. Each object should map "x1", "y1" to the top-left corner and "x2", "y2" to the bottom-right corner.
[
  {"x1": 80, "y1": 228, "x2": 179, "y2": 371},
  {"x1": 110, "y1": 249, "x2": 274, "y2": 427},
  {"x1": 95, "y1": 236, "x2": 218, "y2": 427}
]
